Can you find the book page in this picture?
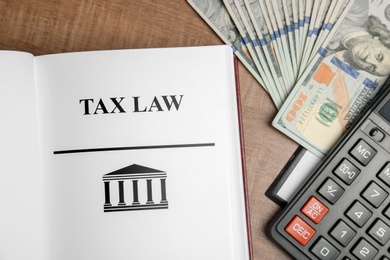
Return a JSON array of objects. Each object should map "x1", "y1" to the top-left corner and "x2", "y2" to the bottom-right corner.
[
  {"x1": 34, "y1": 46, "x2": 249, "y2": 259},
  {"x1": 0, "y1": 51, "x2": 45, "y2": 259}
]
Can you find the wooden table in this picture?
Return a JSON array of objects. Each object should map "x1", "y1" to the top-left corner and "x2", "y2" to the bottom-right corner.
[{"x1": 1, "y1": 1, "x2": 299, "y2": 258}]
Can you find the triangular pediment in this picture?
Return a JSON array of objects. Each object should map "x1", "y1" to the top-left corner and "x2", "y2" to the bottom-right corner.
[{"x1": 104, "y1": 164, "x2": 163, "y2": 176}]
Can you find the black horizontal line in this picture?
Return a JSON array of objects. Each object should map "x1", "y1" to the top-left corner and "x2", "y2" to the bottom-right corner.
[{"x1": 53, "y1": 143, "x2": 215, "y2": 155}]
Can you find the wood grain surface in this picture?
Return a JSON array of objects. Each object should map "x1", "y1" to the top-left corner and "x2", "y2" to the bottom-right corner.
[{"x1": 1, "y1": 0, "x2": 299, "y2": 259}]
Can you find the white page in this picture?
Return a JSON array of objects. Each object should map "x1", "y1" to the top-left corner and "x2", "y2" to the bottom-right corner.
[
  {"x1": 0, "y1": 51, "x2": 45, "y2": 259},
  {"x1": 34, "y1": 46, "x2": 249, "y2": 260}
]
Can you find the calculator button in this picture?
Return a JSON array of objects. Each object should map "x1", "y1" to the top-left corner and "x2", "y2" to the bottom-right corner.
[
  {"x1": 285, "y1": 216, "x2": 316, "y2": 246},
  {"x1": 378, "y1": 163, "x2": 390, "y2": 187},
  {"x1": 346, "y1": 201, "x2": 373, "y2": 227},
  {"x1": 380, "y1": 256, "x2": 390, "y2": 260},
  {"x1": 318, "y1": 178, "x2": 344, "y2": 204},
  {"x1": 301, "y1": 196, "x2": 329, "y2": 224},
  {"x1": 361, "y1": 182, "x2": 388, "y2": 208},
  {"x1": 368, "y1": 219, "x2": 390, "y2": 246},
  {"x1": 351, "y1": 238, "x2": 378, "y2": 260},
  {"x1": 349, "y1": 139, "x2": 377, "y2": 166},
  {"x1": 329, "y1": 220, "x2": 356, "y2": 247},
  {"x1": 333, "y1": 159, "x2": 361, "y2": 185},
  {"x1": 369, "y1": 127, "x2": 385, "y2": 142},
  {"x1": 310, "y1": 237, "x2": 340, "y2": 260}
]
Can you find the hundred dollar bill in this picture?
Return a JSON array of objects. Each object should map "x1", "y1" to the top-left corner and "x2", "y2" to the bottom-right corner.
[
  {"x1": 265, "y1": 0, "x2": 295, "y2": 84},
  {"x1": 271, "y1": 0, "x2": 298, "y2": 80},
  {"x1": 307, "y1": 0, "x2": 339, "y2": 64},
  {"x1": 309, "y1": 0, "x2": 352, "y2": 64},
  {"x1": 291, "y1": 0, "x2": 300, "y2": 66},
  {"x1": 187, "y1": 0, "x2": 266, "y2": 89},
  {"x1": 272, "y1": 0, "x2": 390, "y2": 157},
  {"x1": 299, "y1": 0, "x2": 330, "y2": 75},
  {"x1": 260, "y1": 0, "x2": 295, "y2": 89},
  {"x1": 299, "y1": 0, "x2": 313, "y2": 62},
  {"x1": 282, "y1": 0, "x2": 298, "y2": 79},
  {"x1": 297, "y1": 0, "x2": 306, "y2": 62},
  {"x1": 222, "y1": 0, "x2": 279, "y2": 97},
  {"x1": 233, "y1": 0, "x2": 284, "y2": 106},
  {"x1": 244, "y1": 0, "x2": 289, "y2": 102}
]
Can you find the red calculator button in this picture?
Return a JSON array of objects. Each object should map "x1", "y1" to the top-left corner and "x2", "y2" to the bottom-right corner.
[
  {"x1": 301, "y1": 196, "x2": 329, "y2": 224},
  {"x1": 285, "y1": 216, "x2": 316, "y2": 246}
]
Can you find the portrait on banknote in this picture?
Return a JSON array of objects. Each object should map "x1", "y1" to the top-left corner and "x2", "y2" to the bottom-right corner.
[{"x1": 326, "y1": 0, "x2": 390, "y2": 77}]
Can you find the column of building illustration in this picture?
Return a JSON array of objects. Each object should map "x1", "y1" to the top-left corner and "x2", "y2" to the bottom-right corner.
[{"x1": 103, "y1": 164, "x2": 168, "y2": 212}]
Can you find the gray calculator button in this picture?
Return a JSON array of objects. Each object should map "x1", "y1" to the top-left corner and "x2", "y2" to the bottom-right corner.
[
  {"x1": 367, "y1": 219, "x2": 390, "y2": 246},
  {"x1": 378, "y1": 162, "x2": 390, "y2": 187},
  {"x1": 369, "y1": 127, "x2": 385, "y2": 142},
  {"x1": 329, "y1": 220, "x2": 356, "y2": 246},
  {"x1": 333, "y1": 159, "x2": 360, "y2": 185},
  {"x1": 346, "y1": 201, "x2": 372, "y2": 227},
  {"x1": 310, "y1": 237, "x2": 340, "y2": 260},
  {"x1": 318, "y1": 178, "x2": 344, "y2": 204},
  {"x1": 361, "y1": 182, "x2": 388, "y2": 208},
  {"x1": 351, "y1": 239, "x2": 378, "y2": 260},
  {"x1": 349, "y1": 139, "x2": 376, "y2": 166}
]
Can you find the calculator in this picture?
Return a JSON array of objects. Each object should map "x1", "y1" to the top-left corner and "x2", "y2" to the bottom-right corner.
[{"x1": 269, "y1": 84, "x2": 390, "y2": 260}]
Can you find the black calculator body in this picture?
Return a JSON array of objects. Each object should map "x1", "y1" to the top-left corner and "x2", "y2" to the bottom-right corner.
[{"x1": 269, "y1": 84, "x2": 390, "y2": 260}]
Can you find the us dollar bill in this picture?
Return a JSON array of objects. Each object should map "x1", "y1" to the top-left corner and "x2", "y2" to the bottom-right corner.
[
  {"x1": 299, "y1": 0, "x2": 329, "y2": 76},
  {"x1": 187, "y1": 0, "x2": 266, "y2": 89},
  {"x1": 259, "y1": 0, "x2": 295, "y2": 89},
  {"x1": 232, "y1": 0, "x2": 284, "y2": 106},
  {"x1": 270, "y1": 0, "x2": 298, "y2": 80},
  {"x1": 281, "y1": 0, "x2": 298, "y2": 79},
  {"x1": 272, "y1": 0, "x2": 390, "y2": 157},
  {"x1": 243, "y1": 0, "x2": 289, "y2": 102},
  {"x1": 308, "y1": 0, "x2": 352, "y2": 64}
]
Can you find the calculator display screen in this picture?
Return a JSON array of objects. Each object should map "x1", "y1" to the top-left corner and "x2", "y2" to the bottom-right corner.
[{"x1": 378, "y1": 99, "x2": 390, "y2": 123}]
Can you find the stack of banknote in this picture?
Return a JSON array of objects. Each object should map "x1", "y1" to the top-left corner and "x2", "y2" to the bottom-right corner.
[{"x1": 188, "y1": 0, "x2": 390, "y2": 157}]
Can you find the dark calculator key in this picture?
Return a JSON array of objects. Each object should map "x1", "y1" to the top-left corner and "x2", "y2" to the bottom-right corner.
[
  {"x1": 378, "y1": 163, "x2": 390, "y2": 187},
  {"x1": 345, "y1": 201, "x2": 372, "y2": 227},
  {"x1": 310, "y1": 237, "x2": 340, "y2": 260},
  {"x1": 361, "y1": 182, "x2": 388, "y2": 208},
  {"x1": 368, "y1": 127, "x2": 385, "y2": 142},
  {"x1": 349, "y1": 139, "x2": 376, "y2": 166},
  {"x1": 367, "y1": 219, "x2": 390, "y2": 246},
  {"x1": 333, "y1": 159, "x2": 360, "y2": 185},
  {"x1": 329, "y1": 220, "x2": 356, "y2": 247},
  {"x1": 318, "y1": 178, "x2": 345, "y2": 204},
  {"x1": 351, "y1": 238, "x2": 378, "y2": 260}
]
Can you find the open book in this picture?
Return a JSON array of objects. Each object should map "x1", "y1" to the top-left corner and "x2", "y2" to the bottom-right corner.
[{"x1": 1, "y1": 45, "x2": 251, "y2": 259}]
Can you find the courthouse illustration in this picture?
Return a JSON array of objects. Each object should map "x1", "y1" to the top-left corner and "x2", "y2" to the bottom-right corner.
[{"x1": 103, "y1": 164, "x2": 168, "y2": 212}]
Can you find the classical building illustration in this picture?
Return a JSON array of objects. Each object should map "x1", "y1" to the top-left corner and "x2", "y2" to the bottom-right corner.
[{"x1": 103, "y1": 164, "x2": 168, "y2": 212}]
